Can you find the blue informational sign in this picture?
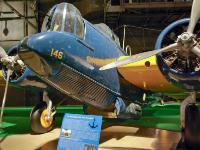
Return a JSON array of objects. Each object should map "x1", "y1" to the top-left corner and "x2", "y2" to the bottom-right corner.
[{"x1": 57, "y1": 113, "x2": 103, "y2": 150}]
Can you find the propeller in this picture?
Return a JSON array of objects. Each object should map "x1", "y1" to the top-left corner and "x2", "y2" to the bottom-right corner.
[
  {"x1": 0, "y1": 69, "x2": 12, "y2": 124},
  {"x1": 0, "y1": 46, "x2": 8, "y2": 59},
  {"x1": 187, "y1": 0, "x2": 200, "y2": 33},
  {"x1": 100, "y1": 43, "x2": 178, "y2": 70},
  {"x1": 0, "y1": 46, "x2": 21, "y2": 126},
  {"x1": 99, "y1": 0, "x2": 200, "y2": 71}
]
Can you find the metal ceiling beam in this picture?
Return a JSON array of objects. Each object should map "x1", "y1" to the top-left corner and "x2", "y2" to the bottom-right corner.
[
  {"x1": 0, "y1": 40, "x2": 20, "y2": 42},
  {"x1": 106, "y1": 2, "x2": 192, "y2": 13},
  {"x1": 0, "y1": 16, "x2": 35, "y2": 21},
  {"x1": 3, "y1": 0, "x2": 35, "y2": 1},
  {"x1": 123, "y1": 2, "x2": 192, "y2": 9},
  {"x1": 3, "y1": 1, "x2": 37, "y2": 29}
]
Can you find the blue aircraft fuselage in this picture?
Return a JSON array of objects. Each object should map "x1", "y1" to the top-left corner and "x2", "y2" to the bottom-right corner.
[
  {"x1": 26, "y1": 20, "x2": 125, "y2": 94},
  {"x1": 15, "y1": 2, "x2": 146, "y2": 109}
]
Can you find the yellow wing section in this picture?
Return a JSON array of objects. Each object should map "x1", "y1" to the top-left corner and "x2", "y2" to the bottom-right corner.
[{"x1": 117, "y1": 55, "x2": 185, "y2": 93}]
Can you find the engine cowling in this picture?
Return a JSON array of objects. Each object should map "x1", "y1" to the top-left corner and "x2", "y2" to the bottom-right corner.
[
  {"x1": 155, "y1": 18, "x2": 200, "y2": 90},
  {"x1": 2, "y1": 44, "x2": 46, "y2": 90}
]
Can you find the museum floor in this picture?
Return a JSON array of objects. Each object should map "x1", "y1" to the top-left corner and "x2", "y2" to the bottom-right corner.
[
  {"x1": 0, "y1": 105, "x2": 181, "y2": 150},
  {"x1": 0, "y1": 126, "x2": 180, "y2": 150}
]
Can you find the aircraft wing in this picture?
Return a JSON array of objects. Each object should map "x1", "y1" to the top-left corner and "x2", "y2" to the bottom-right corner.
[
  {"x1": 88, "y1": 55, "x2": 186, "y2": 98},
  {"x1": 117, "y1": 55, "x2": 185, "y2": 94}
]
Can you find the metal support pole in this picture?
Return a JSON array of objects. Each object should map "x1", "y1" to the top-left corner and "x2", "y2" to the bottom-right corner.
[{"x1": 122, "y1": 25, "x2": 126, "y2": 51}]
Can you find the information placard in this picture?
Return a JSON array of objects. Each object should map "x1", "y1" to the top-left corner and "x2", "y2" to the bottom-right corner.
[{"x1": 57, "y1": 113, "x2": 103, "y2": 150}]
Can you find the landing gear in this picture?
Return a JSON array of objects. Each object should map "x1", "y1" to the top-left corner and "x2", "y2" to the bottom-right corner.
[
  {"x1": 84, "y1": 98, "x2": 142, "y2": 119},
  {"x1": 30, "y1": 91, "x2": 56, "y2": 134},
  {"x1": 115, "y1": 97, "x2": 142, "y2": 119}
]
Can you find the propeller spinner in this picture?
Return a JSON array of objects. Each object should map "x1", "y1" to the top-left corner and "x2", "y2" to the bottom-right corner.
[{"x1": 99, "y1": 0, "x2": 200, "y2": 71}]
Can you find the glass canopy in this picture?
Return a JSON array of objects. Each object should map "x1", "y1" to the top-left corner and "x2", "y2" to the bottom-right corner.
[{"x1": 42, "y1": 3, "x2": 85, "y2": 39}]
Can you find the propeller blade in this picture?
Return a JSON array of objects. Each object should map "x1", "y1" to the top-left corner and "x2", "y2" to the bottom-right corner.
[
  {"x1": 99, "y1": 43, "x2": 178, "y2": 71},
  {"x1": 191, "y1": 46, "x2": 200, "y2": 57},
  {"x1": 187, "y1": 0, "x2": 200, "y2": 33},
  {"x1": 13, "y1": 55, "x2": 25, "y2": 68},
  {"x1": 0, "y1": 46, "x2": 8, "y2": 59},
  {"x1": 13, "y1": 55, "x2": 20, "y2": 62},
  {"x1": 0, "y1": 69, "x2": 12, "y2": 124}
]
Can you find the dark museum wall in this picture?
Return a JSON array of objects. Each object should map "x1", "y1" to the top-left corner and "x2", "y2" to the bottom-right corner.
[{"x1": 0, "y1": 0, "x2": 192, "y2": 106}]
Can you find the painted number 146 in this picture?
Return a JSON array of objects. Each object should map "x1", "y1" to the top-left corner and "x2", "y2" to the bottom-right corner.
[{"x1": 50, "y1": 48, "x2": 63, "y2": 59}]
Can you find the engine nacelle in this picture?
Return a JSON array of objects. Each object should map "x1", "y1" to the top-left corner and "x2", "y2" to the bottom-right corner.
[
  {"x1": 2, "y1": 44, "x2": 47, "y2": 90},
  {"x1": 155, "y1": 18, "x2": 200, "y2": 90}
]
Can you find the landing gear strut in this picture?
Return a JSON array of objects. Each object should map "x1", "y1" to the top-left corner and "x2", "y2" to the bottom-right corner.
[
  {"x1": 115, "y1": 97, "x2": 142, "y2": 119},
  {"x1": 30, "y1": 91, "x2": 56, "y2": 134}
]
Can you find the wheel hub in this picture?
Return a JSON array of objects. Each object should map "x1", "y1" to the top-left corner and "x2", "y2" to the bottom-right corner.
[{"x1": 40, "y1": 109, "x2": 53, "y2": 128}]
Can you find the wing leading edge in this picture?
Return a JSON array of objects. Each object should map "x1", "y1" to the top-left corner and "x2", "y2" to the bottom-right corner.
[{"x1": 117, "y1": 55, "x2": 186, "y2": 94}]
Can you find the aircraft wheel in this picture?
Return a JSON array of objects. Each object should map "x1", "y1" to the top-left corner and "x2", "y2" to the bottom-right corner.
[{"x1": 30, "y1": 102, "x2": 55, "y2": 134}]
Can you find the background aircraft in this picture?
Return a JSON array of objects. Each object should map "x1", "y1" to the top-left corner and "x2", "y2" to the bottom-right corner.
[{"x1": 0, "y1": 0, "x2": 200, "y2": 136}]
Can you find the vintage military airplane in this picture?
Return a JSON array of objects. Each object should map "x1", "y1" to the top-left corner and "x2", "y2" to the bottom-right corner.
[{"x1": 0, "y1": 0, "x2": 200, "y2": 135}]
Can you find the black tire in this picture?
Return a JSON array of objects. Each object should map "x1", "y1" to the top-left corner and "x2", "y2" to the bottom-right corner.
[{"x1": 30, "y1": 102, "x2": 54, "y2": 134}]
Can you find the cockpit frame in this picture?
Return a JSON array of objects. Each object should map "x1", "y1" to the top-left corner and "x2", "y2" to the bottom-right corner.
[{"x1": 42, "y1": 3, "x2": 85, "y2": 39}]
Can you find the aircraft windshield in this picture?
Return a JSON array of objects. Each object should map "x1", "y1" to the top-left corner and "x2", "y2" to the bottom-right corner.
[{"x1": 42, "y1": 3, "x2": 85, "y2": 39}]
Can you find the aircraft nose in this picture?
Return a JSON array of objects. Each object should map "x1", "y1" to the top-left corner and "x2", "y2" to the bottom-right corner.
[
  {"x1": 19, "y1": 32, "x2": 54, "y2": 60},
  {"x1": 19, "y1": 32, "x2": 61, "y2": 56},
  {"x1": 20, "y1": 36, "x2": 29, "y2": 50},
  {"x1": 18, "y1": 35, "x2": 53, "y2": 77},
  {"x1": 19, "y1": 32, "x2": 74, "y2": 63},
  {"x1": 18, "y1": 36, "x2": 32, "y2": 57},
  {"x1": 20, "y1": 35, "x2": 43, "y2": 55}
]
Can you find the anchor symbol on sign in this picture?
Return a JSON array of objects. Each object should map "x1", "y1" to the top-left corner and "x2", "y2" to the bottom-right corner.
[{"x1": 89, "y1": 118, "x2": 98, "y2": 129}]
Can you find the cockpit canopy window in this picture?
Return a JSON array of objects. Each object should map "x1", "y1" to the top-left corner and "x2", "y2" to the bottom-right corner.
[
  {"x1": 94, "y1": 23, "x2": 120, "y2": 47},
  {"x1": 42, "y1": 3, "x2": 85, "y2": 39},
  {"x1": 75, "y1": 15, "x2": 84, "y2": 38}
]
